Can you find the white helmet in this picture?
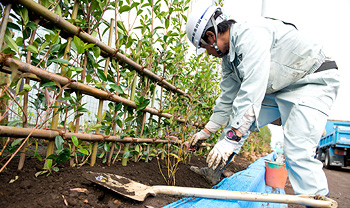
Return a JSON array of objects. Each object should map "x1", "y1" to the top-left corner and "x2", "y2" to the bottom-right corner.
[{"x1": 186, "y1": 5, "x2": 227, "y2": 55}]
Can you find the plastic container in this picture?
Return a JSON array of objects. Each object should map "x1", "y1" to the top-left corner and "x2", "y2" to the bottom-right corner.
[{"x1": 265, "y1": 161, "x2": 288, "y2": 189}]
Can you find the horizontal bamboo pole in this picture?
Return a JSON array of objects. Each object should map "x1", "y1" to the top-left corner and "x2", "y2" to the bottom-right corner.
[
  {"x1": 0, "y1": 125, "x2": 214, "y2": 147},
  {"x1": 0, "y1": 54, "x2": 186, "y2": 123},
  {"x1": 0, "y1": 66, "x2": 41, "y2": 81},
  {"x1": 17, "y1": 0, "x2": 191, "y2": 100}
]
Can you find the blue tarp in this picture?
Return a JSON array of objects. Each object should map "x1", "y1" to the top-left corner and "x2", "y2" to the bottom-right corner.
[{"x1": 164, "y1": 152, "x2": 288, "y2": 208}]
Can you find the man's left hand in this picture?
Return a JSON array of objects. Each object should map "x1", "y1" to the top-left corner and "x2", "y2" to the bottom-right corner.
[{"x1": 207, "y1": 137, "x2": 237, "y2": 170}]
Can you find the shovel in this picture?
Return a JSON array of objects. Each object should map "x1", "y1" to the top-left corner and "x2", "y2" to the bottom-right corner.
[{"x1": 83, "y1": 171, "x2": 337, "y2": 207}]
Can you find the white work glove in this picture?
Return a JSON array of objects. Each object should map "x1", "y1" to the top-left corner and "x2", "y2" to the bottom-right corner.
[
  {"x1": 189, "y1": 130, "x2": 210, "y2": 150},
  {"x1": 207, "y1": 138, "x2": 237, "y2": 170}
]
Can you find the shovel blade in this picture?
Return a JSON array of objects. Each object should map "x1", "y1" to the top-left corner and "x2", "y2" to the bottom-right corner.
[{"x1": 83, "y1": 171, "x2": 154, "y2": 202}]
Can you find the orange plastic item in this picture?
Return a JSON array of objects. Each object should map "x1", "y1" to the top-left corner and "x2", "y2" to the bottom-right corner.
[{"x1": 265, "y1": 161, "x2": 288, "y2": 189}]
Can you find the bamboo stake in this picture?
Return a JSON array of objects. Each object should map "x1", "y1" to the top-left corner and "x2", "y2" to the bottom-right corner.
[
  {"x1": 159, "y1": 67, "x2": 166, "y2": 160},
  {"x1": 143, "y1": 0, "x2": 155, "y2": 162},
  {"x1": 91, "y1": 18, "x2": 115, "y2": 166},
  {"x1": 0, "y1": 71, "x2": 9, "y2": 146},
  {"x1": 18, "y1": 18, "x2": 41, "y2": 171},
  {"x1": 90, "y1": 99, "x2": 103, "y2": 166},
  {"x1": 43, "y1": 2, "x2": 66, "y2": 169},
  {"x1": 107, "y1": 107, "x2": 118, "y2": 166},
  {"x1": 0, "y1": 55, "x2": 187, "y2": 123},
  {"x1": 145, "y1": 85, "x2": 157, "y2": 163},
  {"x1": 107, "y1": 3, "x2": 122, "y2": 166},
  {"x1": 0, "y1": 3, "x2": 11, "y2": 147},
  {"x1": 0, "y1": 3, "x2": 12, "y2": 51},
  {"x1": 107, "y1": 17, "x2": 118, "y2": 166},
  {"x1": 16, "y1": 0, "x2": 191, "y2": 100},
  {"x1": 139, "y1": 0, "x2": 154, "y2": 138},
  {"x1": 68, "y1": 0, "x2": 80, "y2": 167},
  {"x1": 122, "y1": 72, "x2": 138, "y2": 166}
]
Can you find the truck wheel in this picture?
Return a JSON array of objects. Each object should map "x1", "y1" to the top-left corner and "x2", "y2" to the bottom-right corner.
[
  {"x1": 325, "y1": 150, "x2": 332, "y2": 169},
  {"x1": 317, "y1": 148, "x2": 323, "y2": 162}
]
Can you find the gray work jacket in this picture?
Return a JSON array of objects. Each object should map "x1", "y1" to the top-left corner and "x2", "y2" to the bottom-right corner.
[{"x1": 209, "y1": 17, "x2": 326, "y2": 132}]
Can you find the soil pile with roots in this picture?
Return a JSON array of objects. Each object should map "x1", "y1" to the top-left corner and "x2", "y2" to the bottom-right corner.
[{"x1": 0, "y1": 154, "x2": 251, "y2": 208}]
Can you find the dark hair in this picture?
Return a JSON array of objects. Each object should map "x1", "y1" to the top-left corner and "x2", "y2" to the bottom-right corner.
[{"x1": 202, "y1": 10, "x2": 236, "y2": 43}]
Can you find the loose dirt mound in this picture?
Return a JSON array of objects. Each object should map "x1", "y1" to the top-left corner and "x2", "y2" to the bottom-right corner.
[{"x1": 0, "y1": 154, "x2": 251, "y2": 208}]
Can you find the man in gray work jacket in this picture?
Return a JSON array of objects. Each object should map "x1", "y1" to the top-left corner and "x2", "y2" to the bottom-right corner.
[{"x1": 186, "y1": 4, "x2": 340, "y2": 197}]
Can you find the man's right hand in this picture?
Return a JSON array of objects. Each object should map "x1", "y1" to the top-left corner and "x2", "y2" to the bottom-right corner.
[{"x1": 189, "y1": 130, "x2": 210, "y2": 151}]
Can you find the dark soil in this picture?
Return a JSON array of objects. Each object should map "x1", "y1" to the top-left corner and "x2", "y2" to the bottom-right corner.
[{"x1": 0, "y1": 154, "x2": 251, "y2": 208}]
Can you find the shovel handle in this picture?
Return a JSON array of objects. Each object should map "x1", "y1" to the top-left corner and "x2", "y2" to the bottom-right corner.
[{"x1": 152, "y1": 186, "x2": 337, "y2": 208}]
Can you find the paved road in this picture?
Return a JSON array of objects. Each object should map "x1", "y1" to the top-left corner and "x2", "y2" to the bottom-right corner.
[
  {"x1": 285, "y1": 166, "x2": 350, "y2": 208},
  {"x1": 325, "y1": 167, "x2": 350, "y2": 208}
]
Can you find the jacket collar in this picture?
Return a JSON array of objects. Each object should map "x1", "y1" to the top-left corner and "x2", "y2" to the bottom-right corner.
[{"x1": 228, "y1": 26, "x2": 236, "y2": 62}]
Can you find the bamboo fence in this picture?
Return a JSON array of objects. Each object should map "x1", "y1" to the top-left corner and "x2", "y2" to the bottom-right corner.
[{"x1": 0, "y1": 0, "x2": 212, "y2": 171}]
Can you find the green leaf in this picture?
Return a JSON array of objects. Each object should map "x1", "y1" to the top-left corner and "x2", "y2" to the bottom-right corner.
[
  {"x1": 46, "y1": 154, "x2": 58, "y2": 161},
  {"x1": 115, "y1": 102, "x2": 123, "y2": 111},
  {"x1": 150, "y1": 83, "x2": 156, "y2": 92},
  {"x1": 126, "y1": 38, "x2": 133, "y2": 48},
  {"x1": 104, "y1": 143, "x2": 110, "y2": 151},
  {"x1": 71, "y1": 135, "x2": 79, "y2": 147},
  {"x1": 77, "y1": 107, "x2": 89, "y2": 113},
  {"x1": 16, "y1": 78, "x2": 24, "y2": 94},
  {"x1": 135, "y1": 144, "x2": 140, "y2": 153},
  {"x1": 50, "y1": 58, "x2": 71, "y2": 65},
  {"x1": 92, "y1": 124, "x2": 103, "y2": 129},
  {"x1": 170, "y1": 105, "x2": 180, "y2": 114},
  {"x1": 56, "y1": 149, "x2": 70, "y2": 164},
  {"x1": 125, "y1": 117, "x2": 134, "y2": 123},
  {"x1": 136, "y1": 99, "x2": 150, "y2": 110},
  {"x1": 137, "y1": 9, "x2": 143, "y2": 16},
  {"x1": 72, "y1": 67, "x2": 84, "y2": 72},
  {"x1": 92, "y1": 46, "x2": 101, "y2": 58},
  {"x1": 18, "y1": 84, "x2": 32, "y2": 95},
  {"x1": 8, "y1": 119, "x2": 22, "y2": 127},
  {"x1": 119, "y1": 5, "x2": 132, "y2": 13},
  {"x1": 134, "y1": 96, "x2": 141, "y2": 105},
  {"x1": 84, "y1": 43, "x2": 95, "y2": 50},
  {"x1": 11, "y1": 138, "x2": 24, "y2": 147},
  {"x1": 7, "y1": 22, "x2": 21, "y2": 31},
  {"x1": 52, "y1": 167, "x2": 59, "y2": 172},
  {"x1": 165, "y1": 18, "x2": 169, "y2": 29},
  {"x1": 97, "y1": 69, "x2": 107, "y2": 81},
  {"x1": 55, "y1": 135, "x2": 64, "y2": 150},
  {"x1": 21, "y1": 7, "x2": 29, "y2": 25},
  {"x1": 109, "y1": 84, "x2": 124, "y2": 94},
  {"x1": 34, "y1": 152, "x2": 43, "y2": 161},
  {"x1": 98, "y1": 150, "x2": 105, "y2": 158},
  {"x1": 74, "y1": 36, "x2": 84, "y2": 54},
  {"x1": 78, "y1": 148, "x2": 89, "y2": 155},
  {"x1": 50, "y1": 44, "x2": 60, "y2": 54},
  {"x1": 95, "y1": 81, "x2": 102, "y2": 88},
  {"x1": 116, "y1": 20, "x2": 127, "y2": 34},
  {"x1": 27, "y1": 45, "x2": 38, "y2": 54},
  {"x1": 41, "y1": 81, "x2": 57, "y2": 87},
  {"x1": 16, "y1": 37, "x2": 23, "y2": 46},
  {"x1": 4, "y1": 34, "x2": 19, "y2": 53},
  {"x1": 26, "y1": 21, "x2": 38, "y2": 30},
  {"x1": 116, "y1": 119, "x2": 122, "y2": 128},
  {"x1": 123, "y1": 150, "x2": 130, "y2": 158},
  {"x1": 40, "y1": 42, "x2": 49, "y2": 51}
]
